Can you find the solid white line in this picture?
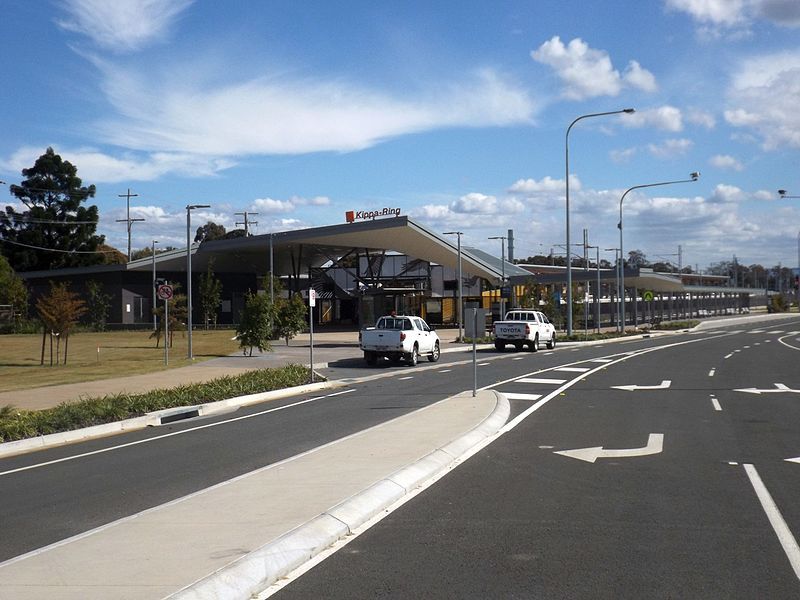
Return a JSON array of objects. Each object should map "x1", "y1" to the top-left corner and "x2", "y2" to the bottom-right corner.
[
  {"x1": 554, "y1": 367, "x2": 591, "y2": 372},
  {"x1": 743, "y1": 464, "x2": 800, "y2": 581},
  {"x1": 517, "y1": 377, "x2": 567, "y2": 385},
  {"x1": 711, "y1": 398, "x2": 722, "y2": 411},
  {"x1": 0, "y1": 389, "x2": 357, "y2": 478},
  {"x1": 503, "y1": 393, "x2": 543, "y2": 401}
]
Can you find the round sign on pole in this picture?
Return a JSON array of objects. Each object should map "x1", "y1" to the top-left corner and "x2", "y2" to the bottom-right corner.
[
  {"x1": 643, "y1": 290, "x2": 654, "y2": 302},
  {"x1": 157, "y1": 284, "x2": 174, "y2": 301}
]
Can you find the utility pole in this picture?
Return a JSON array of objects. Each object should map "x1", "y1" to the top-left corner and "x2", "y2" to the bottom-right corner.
[
  {"x1": 116, "y1": 188, "x2": 144, "y2": 261},
  {"x1": 235, "y1": 211, "x2": 259, "y2": 236}
]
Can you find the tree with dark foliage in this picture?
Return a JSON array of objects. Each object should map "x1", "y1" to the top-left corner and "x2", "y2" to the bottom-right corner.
[{"x1": 0, "y1": 148, "x2": 104, "y2": 271}]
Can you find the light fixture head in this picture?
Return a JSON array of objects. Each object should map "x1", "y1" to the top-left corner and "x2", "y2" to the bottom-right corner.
[
  {"x1": 778, "y1": 189, "x2": 787, "y2": 196},
  {"x1": 623, "y1": 108, "x2": 635, "y2": 114},
  {"x1": 690, "y1": 171, "x2": 700, "y2": 180}
]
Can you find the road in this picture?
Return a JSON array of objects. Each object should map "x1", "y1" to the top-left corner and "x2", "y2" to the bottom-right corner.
[
  {"x1": 2, "y1": 316, "x2": 799, "y2": 599},
  {"x1": 270, "y1": 318, "x2": 800, "y2": 599}
]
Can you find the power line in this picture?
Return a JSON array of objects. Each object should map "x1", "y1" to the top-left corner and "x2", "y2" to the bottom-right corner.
[{"x1": 0, "y1": 237, "x2": 120, "y2": 254}]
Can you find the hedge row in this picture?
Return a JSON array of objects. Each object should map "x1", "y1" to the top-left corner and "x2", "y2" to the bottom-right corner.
[{"x1": 0, "y1": 364, "x2": 312, "y2": 443}]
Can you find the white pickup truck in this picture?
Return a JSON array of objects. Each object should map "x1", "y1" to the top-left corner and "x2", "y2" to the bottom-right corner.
[
  {"x1": 360, "y1": 315, "x2": 441, "y2": 366},
  {"x1": 493, "y1": 309, "x2": 556, "y2": 352}
]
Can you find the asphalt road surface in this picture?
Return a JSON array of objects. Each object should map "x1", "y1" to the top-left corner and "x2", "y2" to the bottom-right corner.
[{"x1": 269, "y1": 318, "x2": 800, "y2": 599}]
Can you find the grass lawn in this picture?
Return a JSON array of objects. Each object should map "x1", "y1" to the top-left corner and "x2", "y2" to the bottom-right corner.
[{"x1": 0, "y1": 329, "x2": 241, "y2": 393}]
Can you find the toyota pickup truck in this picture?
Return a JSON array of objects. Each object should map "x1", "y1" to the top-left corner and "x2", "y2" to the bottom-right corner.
[
  {"x1": 493, "y1": 309, "x2": 556, "y2": 352},
  {"x1": 359, "y1": 315, "x2": 441, "y2": 366}
]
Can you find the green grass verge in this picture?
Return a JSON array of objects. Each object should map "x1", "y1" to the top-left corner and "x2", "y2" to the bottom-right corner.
[
  {"x1": 653, "y1": 320, "x2": 700, "y2": 330},
  {"x1": 0, "y1": 364, "x2": 312, "y2": 443}
]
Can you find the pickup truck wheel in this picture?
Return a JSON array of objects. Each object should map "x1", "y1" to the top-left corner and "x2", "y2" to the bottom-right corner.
[
  {"x1": 494, "y1": 341, "x2": 505, "y2": 351},
  {"x1": 427, "y1": 341, "x2": 440, "y2": 362},
  {"x1": 546, "y1": 334, "x2": 556, "y2": 349},
  {"x1": 407, "y1": 344, "x2": 419, "y2": 366},
  {"x1": 531, "y1": 334, "x2": 539, "y2": 352}
]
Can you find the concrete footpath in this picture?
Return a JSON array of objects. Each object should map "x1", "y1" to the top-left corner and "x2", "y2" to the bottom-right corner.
[{"x1": 0, "y1": 390, "x2": 509, "y2": 600}]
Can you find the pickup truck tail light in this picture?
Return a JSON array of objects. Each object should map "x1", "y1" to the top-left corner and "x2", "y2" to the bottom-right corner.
[
  {"x1": 525, "y1": 324, "x2": 530, "y2": 335},
  {"x1": 400, "y1": 332, "x2": 406, "y2": 341}
]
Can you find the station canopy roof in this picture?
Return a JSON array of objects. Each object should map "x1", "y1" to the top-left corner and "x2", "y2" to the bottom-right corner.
[{"x1": 126, "y1": 216, "x2": 521, "y2": 284}]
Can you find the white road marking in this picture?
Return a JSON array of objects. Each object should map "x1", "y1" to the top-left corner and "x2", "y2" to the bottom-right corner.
[
  {"x1": 0, "y1": 389, "x2": 358, "y2": 478},
  {"x1": 743, "y1": 345, "x2": 750, "y2": 349},
  {"x1": 743, "y1": 464, "x2": 800, "y2": 582},
  {"x1": 555, "y1": 433, "x2": 664, "y2": 463},
  {"x1": 709, "y1": 369, "x2": 716, "y2": 377},
  {"x1": 786, "y1": 456, "x2": 800, "y2": 464},
  {"x1": 517, "y1": 377, "x2": 567, "y2": 385},
  {"x1": 612, "y1": 380, "x2": 671, "y2": 392},
  {"x1": 398, "y1": 376, "x2": 414, "y2": 380},
  {"x1": 512, "y1": 357, "x2": 525, "y2": 361},
  {"x1": 478, "y1": 362, "x2": 490, "y2": 366},
  {"x1": 734, "y1": 383, "x2": 800, "y2": 395},
  {"x1": 724, "y1": 353, "x2": 733, "y2": 359},
  {"x1": 504, "y1": 393, "x2": 543, "y2": 401},
  {"x1": 711, "y1": 398, "x2": 722, "y2": 411},
  {"x1": 554, "y1": 367, "x2": 591, "y2": 372},
  {"x1": 438, "y1": 369, "x2": 451, "y2": 373},
  {"x1": 589, "y1": 358, "x2": 613, "y2": 363}
]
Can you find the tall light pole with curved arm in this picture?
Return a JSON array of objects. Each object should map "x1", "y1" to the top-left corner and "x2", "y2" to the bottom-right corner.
[
  {"x1": 186, "y1": 204, "x2": 210, "y2": 360},
  {"x1": 565, "y1": 108, "x2": 635, "y2": 336},
  {"x1": 619, "y1": 173, "x2": 699, "y2": 330}
]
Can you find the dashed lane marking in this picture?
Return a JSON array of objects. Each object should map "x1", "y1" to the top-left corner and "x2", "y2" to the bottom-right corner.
[
  {"x1": 554, "y1": 367, "x2": 591, "y2": 372},
  {"x1": 517, "y1": 377, "x2": 567, "y2": 385}
]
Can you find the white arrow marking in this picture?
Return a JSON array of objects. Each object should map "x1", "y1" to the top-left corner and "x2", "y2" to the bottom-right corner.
[
  {"x1": 734, "y1": 383, "x2": 800, "y2": 395},
  {"x1": 786, "y1": 457, "x2": 800, "y2": 464},
  {"x1": 555, "y1": 433, "x2": 664, "y2": 463},
  {"x1": 612, "y1": 380, "x2": 671, "y2": 392}
]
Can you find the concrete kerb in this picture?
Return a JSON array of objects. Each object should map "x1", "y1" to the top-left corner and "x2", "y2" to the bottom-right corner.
[
  {"x1": 168, "y1": 390, "x2": 509, "y2": 600},
  {"x1": 0, "y1": 381, "x2": 334, "y2": 459}
]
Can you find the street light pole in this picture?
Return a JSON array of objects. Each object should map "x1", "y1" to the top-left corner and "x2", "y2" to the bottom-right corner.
[
  {"x1": 604, "y1": 248, "x2": 621, "y2": 331},
  {"x1": 186, "y1": 204, "x2": 210, "y2": 360},
  {"x1": 443, "y1": 231, "x2": 464, "y2": 341},
  {"x1": 565, "y1": 108, "x2": 635, "y2": 336},
  {"x1": 151, "y1": 240, "x2": 158, "y2": 331},
  {"x1": 778, "y1": 191, "x2": 800, "y2": 312},
  {"x1": 619, "y1": 173, "x2": 699, "y2": 331},
  {"x1": 488, "y1": 236, "x2": 507, "y2": 318}
]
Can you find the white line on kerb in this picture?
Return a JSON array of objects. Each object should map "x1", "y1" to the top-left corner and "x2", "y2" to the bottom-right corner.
[{"x1": 743, "y1": 463, "x2": 800, "y2": 582}]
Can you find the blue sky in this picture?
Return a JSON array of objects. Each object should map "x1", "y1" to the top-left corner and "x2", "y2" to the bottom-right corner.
[{"x1": 2, "y1": 0, "x2": 800, "y2": 270}]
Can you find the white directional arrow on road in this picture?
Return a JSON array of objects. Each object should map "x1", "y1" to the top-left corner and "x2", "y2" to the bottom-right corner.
[
  {"x1": 734, "y1": 383, "x2": 800, "y2": 395},
  {"x1": 611, "y1": 380, "x2": 672, "y2": 392},
  {"x1": 786, "y1": 456, "x2": 800, "y2": 464},
  {"x1": 555, "y1": 433, "x2": 664, "y2": 463}
]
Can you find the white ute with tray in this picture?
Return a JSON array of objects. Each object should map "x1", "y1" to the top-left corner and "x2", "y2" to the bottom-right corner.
[
  {"x1": 493, "y1": 309, "x2": 556, "y2": 352},
  {"x1": 360, "y1": 315, "x2": 441, "y2": 366}
]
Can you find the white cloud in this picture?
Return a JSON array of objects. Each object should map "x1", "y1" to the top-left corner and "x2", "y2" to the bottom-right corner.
[
  {"x1": 665, "y1": 0, "x2": 747, "y2": 26},
  {"x1": 56, "y1": 0, "x2": 194, "y2": 52},
  {"x1": 92, "y1": 64, "x2": 536, "y2": 156},
  {"x1": 507, "y1": 175, "x2": 580, "y2": 194},
  {"x1": 0, "y1": 146, "x2": 234, "y2": 183},
  {"x1": 610, "y1": 147, "x2": 637, "y2": 164},
  {"x1": 622, "y1": 106, "x2": 683, "y2": 131},
  {"x1": 623, "y1": 60, "x2": 658, "y2": 92},
  {"x1": 686, "y1": 109, "x2": 716, "y2": 129},
  {"x1": 709, "y1": 154, "x2": 744, "y2": 170},
  {"x1": 725, "y1": 50, "x2": 800, "y2": 149},
  {"x1": 710, "y1": 183, "x2": 747, "y2": 203},
  {"x1": 647, "y1": 138, "x2": 694, "y2": 158},
  {"x1": 531, "y1": 36, "x2": 655, "y2": 100},
  {"x1": 452, "y1": 193, "x2": 497, "y2": 214},
  {"x1": 252, "y1": 197, "x2": 295, "y2": 213},
  {"x1": 753, "y1": 189, "x2": 776, "y2": 201}
]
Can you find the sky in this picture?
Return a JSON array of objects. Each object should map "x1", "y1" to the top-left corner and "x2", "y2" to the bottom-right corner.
[{"x1": 2, "y1": 0, "x2": 800, "y2": 271}]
